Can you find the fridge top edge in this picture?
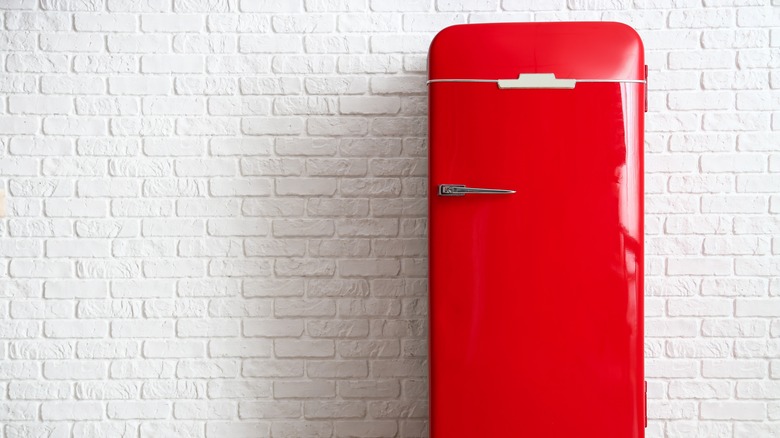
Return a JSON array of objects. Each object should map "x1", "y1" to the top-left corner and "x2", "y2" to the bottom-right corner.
[{"x1": 427, "y1": 22, "x2": 645, "y2": 83}]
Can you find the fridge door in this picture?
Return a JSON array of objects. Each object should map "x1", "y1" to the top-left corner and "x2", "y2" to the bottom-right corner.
[{"x1": 428, "y1": 23, "x2": 645, "y2": 438}]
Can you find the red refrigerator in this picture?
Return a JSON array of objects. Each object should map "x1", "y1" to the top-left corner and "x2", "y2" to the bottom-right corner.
[{"x1": 428, "y1": 23, "x2": 645, "y2": 437}]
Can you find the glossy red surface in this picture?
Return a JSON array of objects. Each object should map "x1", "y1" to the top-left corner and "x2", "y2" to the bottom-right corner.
[{"x1": 428, "y1": 23, "x2": 645, "y2": 438}]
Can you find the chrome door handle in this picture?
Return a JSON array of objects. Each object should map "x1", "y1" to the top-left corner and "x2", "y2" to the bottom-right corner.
[{"x1": 438, "y1": 184, "x2": 516, "y2": 196}]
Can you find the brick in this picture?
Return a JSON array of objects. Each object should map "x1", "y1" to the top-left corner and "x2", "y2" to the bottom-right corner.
[
  {"x1": 704, "y1": 236, "x2": 771, "y2": 254},
  {"x1": 46, "y1": 239, "x2": 110, "y2": 258},
  {"x1": 369, "y1": 0, "x2": 430, "y2": 10},
  {"x1": 110, "y1": 76, "x2": 171, "y2": 95},
  {"x1": 178, "y1": 239, "x2": 242, "y2": 257},
  {"x1": 704, "y1": 359, "x2": 766, "y2": 378},
  {"x1": 735, "y1": 423, "x2": 780, "y2": 438},
  {"x1": 177, "y1": 319, "x2": 240, "y2": 337},
  {"x1": 112, "y1": 320, "x2": 174, "y2": 338},
  {"x1": 737, "y1": 6, "x2": 780, "y2": 27},
  {"x1": 667, "y1": 258, "x2": 733, "y2": 276},
  {"x1": 140, "y1": 423, "x2": 204, "y2": 438},
  {"x1": 646, "y1": 319, "x2": 698, "y2": 337},
  {"x1": 334, "y1": 421, "x2": 398, "y2": 437},
  {"x1": 669, "y1": 50, "x2": 735, "y2": 69},
  {"x1": 41, "y1": 32, "x2": 103, "y2": 52},
  {"x1": 207, "y1": 380, "x2": 271, "y2": 398},
  {"x1": 0, "y1": 360, "x2": 39, "y2": 380},
  {"x1": 271, "y1": 422, "x2": 333, "y2": 438},
  {"x1": 309, "y1": 239, "x2": 370, "y2": 257},
  {"x1": 0, "y1": 116, "x2": 38, "y2": 134},
  {"x1": 244, "y1": 359, "x2": 305, "y2": 378},
  {"x1": 701, "y1": 401, "x2": 766, "y2": 420},
  {"x1": 41, "y1": 401, "x2": 103, "y2": 420},
  {"x1": 668, "y1": 340, "x2": 732, "y2": 360},
  {"x1": 242, "y1": 199, "x2": 304, "y2": 216},
  {"x1": 304, "y1": 35, "x2": 367, "y2": 53},
  {"x1": 304, "y1": 0, "x2": 367, "y2": 11},
  {"x1": 75, "y1": 381, "x2": 140, "y2": 400},
  {"x1": 111, "y1": 360, "x2": 175, "y2": 379},
  {"x1": 735, "y1": 257, "x2": 780, "y2": 275},
  {"x1": 143, "y1": 97, "x2": 206, "y2": 115},
  {"x1": 736, "y1": 340, "x2": 780, "y2": 358},
  {"x1": 209, "y1": 96, "x2": 272, "y2": 116},
  {"x1": 241, "y1": 158, "x2": 302, "y2": 176},
  {"x1": 142, "y1": 55, "x2": 204, "y2": 73},
  {"x1": 276, "y1": 177, "x2": 337, "y2": 196},
  {"x1": 669, "y1": 9, "x2": 734, "y2": 28},
  {"x1": 77, "y1": 300, "x2": 141, "y2": 319},
  {"x1": 275, "y1": 299, "x2": 336, "y2": 317},
  {"x1": 177, "y1": 77, "x2": 238, "y2": 95},
  {"x1": 307, "y1": 361, "x2": 368, "y2": 378},
  {"x1": 76, "y1": 259, "x2": 142, "y2": 278},
  {"x1": 173, "y1": 0, "x2": 237, "y2": 11},
  {"x1": 44, "y1": 361, "x2": 107, "y2": 380},
  {"x1": 9, "y1": 381, "x2": 70, "y2": 400},
  {"x1": 174, "y1": 34, "x2": 237, "y2": 54},
  {"x1": 209, "y1": 339, "x2": 271, "y2": 358},
  {"x1": 273, "y1": 339, "x2": 333, "y2": 359},
  {"x1": 7, "y1": 53, "x2": 69, "y2": 73},
  {"x1": 107, "y1": 34, "x2": 168, "y2": 53},
  {"x1": 108, "y1": 401, "x2": 169, "y2": 419},
  {"x1": 206, "y1": 423, "x2": 270, "y2": 438},
  {"x1": 0, "y1": 321, "x2": 38, "y2": 339},
  {"x1": 737, "y1": 175, "x2": 780, "y2": 193},
  {"x1": 274, "y1": 380, "x2": 335, "y2": 398},
  {"x1": 240, "y1": 77, "x2": 301, "y2": 95},
  {"x1": 77, "y1": 340, "x2": 140, "y2": 359},
  {"x1": 11, "y1": 259, "x2": 72, "y2": 278},
  {"x1": 243, "y1": 319, "x2": 304, "y2": 337},
  {"x1": 78, "y1": 138, "x2": 140, "y2": 156},
  {"x1": 179, "y1": 279, "x2": 235, "y2": 297},
  {"x1": 10, "y1": 300, "x2": 72, "y2": 319},
  {"x1": 305, "y1": 76, "x2": 367, "y2": 94},
  {"x1": 273, "y1": 219, "x2": 334, "y2": 237},
  {"x1": 174, "y1": 400, "x2": 235, "y2": 420},
  {"x1": 177, "y1": 359, "x2": 239, "y2": 378},
  {"x1": 44, "y1": 280, "x2": 106, "y2": 299},
  {"x1": 339, "y1": 379, "x2": 400, "y2": 398},
  {"x1": 704, "y1": 70, "x2": 769, "y2": 90},
  {"x1": 242, "y1": 117, "x2": 304, "y2": 135},
  {"x1": 702, "y1": 278, "x2": 768, "y2": 297},
  {"x1": 211, "y1": 298, "x2": 267, "y2": 319},
  {"x1": 208, "y1": 55, "x2": 271, "y2": 74},
  {"x1": 668, "y1": 298, "x2": 733, "y2": 316},
  {"x1": 9, "y1": 95, "x2": 72, "y2": 115},
  {"x1": 239, "y1": 400, "x2": 300, "y2": 419},
  {"x1": 6, "y1": 11, "x2": 70, "y2": 30},
  {"x1": 141, "y1": 13, "x2": 203, "y2": 32},
  {"x1": 736, "y1": 299, "x2": 780, "y2": 317},
  {"x1": 73, "y1": 55, "x2": 136, "y2": 73},
  {"x1": 240, "y1": 35, "x2": 302, "y2": 53}
]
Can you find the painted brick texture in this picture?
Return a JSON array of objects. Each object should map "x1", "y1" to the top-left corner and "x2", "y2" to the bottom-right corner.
[{"x1": 0, "y1": 1, "x2": 778, "y2": 437}]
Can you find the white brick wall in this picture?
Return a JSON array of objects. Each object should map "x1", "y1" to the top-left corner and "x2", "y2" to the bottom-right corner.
[{"x1": 0, "y1": 0, "x2": 777, "y2": 437}]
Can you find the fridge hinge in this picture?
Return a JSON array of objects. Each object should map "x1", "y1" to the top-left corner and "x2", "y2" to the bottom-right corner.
[{"x1": 644, "y1": 380, "x2": 648, "y2": 428}]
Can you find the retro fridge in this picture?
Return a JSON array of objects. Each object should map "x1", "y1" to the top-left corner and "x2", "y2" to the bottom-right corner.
[{"x1": 428, "y1": 23, "x2": 645, "y2": 437}]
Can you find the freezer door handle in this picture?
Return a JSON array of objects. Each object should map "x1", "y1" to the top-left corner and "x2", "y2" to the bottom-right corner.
[{"x1": 438, "y1": 184, "x2": 516, "y2": 196}]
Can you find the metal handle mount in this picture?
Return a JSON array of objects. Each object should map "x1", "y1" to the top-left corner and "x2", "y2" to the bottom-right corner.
[{"x1": 438, "y1": 184, "x2": 516, "y2": 197}]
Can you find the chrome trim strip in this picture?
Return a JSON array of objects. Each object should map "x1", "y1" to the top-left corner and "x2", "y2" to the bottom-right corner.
[{"x1": 427, "y1": 79, "x2": 646, "y2": 85}]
